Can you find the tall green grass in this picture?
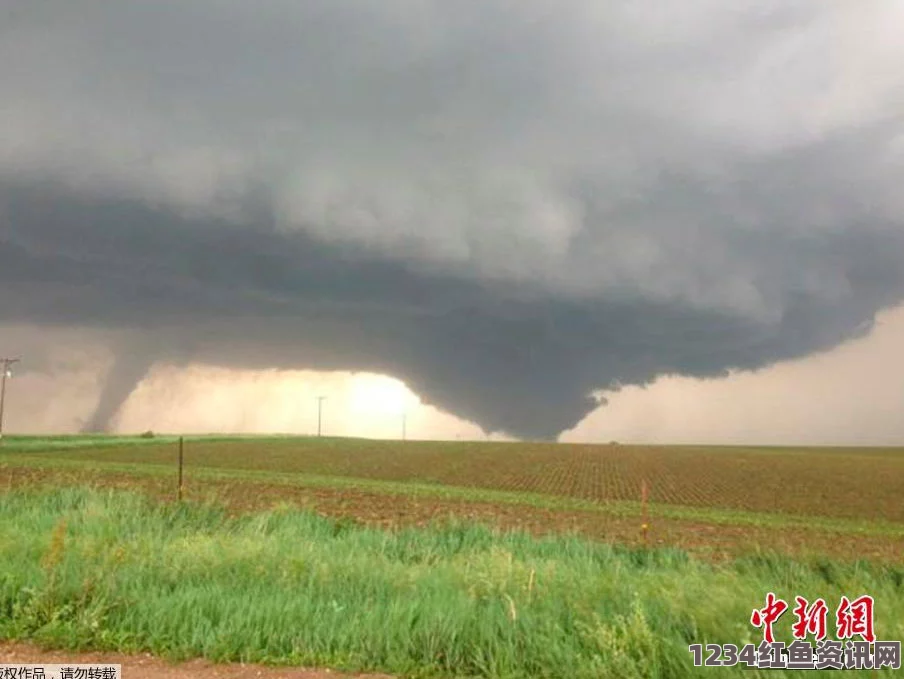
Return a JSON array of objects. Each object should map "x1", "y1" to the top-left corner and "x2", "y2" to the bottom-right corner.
[{"x1": 0, "y1": 487, "x2": 901, "y2": 678}]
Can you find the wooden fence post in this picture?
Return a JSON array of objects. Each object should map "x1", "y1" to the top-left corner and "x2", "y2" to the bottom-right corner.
[
  {"x1": 178, "y1": 436, "x2": 184, "y2": 502},
  {"x1": 641, "y1": 479, "x2": 650, "y2": 548}
]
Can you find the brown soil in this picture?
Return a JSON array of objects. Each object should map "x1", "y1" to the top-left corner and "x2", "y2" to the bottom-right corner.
[
  {"x1": 3, "y1": 463, "x2": 901, "y2": 562},
  {"x1": 28, "y1": 439, "x2": 904, "y2": 523},
  {"x1": 0, "y1": 642, "x2": 394, "y2": 679}
]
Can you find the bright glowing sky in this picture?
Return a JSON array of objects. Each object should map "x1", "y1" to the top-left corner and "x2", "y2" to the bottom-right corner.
[{"x1": 3, "y1": 302, "x2": 902, "y2": 444}]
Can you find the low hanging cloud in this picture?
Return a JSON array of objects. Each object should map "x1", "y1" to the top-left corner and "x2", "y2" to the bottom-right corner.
[{"x1": 1, "y1": 1, "x2": 903, "y2": 439}]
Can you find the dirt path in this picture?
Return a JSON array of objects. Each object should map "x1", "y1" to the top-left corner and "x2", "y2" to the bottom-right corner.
[{"x1": 0, "y1": 642, "x2": 395, "y2": 679}]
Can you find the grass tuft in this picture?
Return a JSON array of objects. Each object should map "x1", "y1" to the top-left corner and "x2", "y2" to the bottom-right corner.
[{"x1": 0, "y1": 487, "x2": 902, "y2": 678}]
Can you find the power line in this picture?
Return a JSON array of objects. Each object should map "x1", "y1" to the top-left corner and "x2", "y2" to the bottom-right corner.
[{"x1": 0, "y1": 357, "x2": 21, "y2": 443}]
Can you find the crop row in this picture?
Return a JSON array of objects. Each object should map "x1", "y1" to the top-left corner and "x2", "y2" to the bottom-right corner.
[{"x1": 41, "y1": 439, "x2": 904, "y2": 522}]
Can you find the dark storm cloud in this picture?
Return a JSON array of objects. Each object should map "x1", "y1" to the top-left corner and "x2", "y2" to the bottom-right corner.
[{"x1": 1, "y1": 1, "x2": 903, "y2": 437}]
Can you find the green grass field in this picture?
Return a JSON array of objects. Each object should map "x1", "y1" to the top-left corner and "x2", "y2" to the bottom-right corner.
[
  {"x1": 5, "y1": 435, "x2": 904, "y2": 519},
  {"x1": 1, "y1": 436, "x2": 902, "y2": 677},
  {"x1": 2, "y1": 436, "x2": 902, "y2": 555},
  {"x1": 2, "y1": 486, "x2": 902, "y2": 678}
]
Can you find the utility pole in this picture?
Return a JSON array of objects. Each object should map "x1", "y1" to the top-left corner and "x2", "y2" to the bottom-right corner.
[
  {"x1": 401, "y1": 412, "x2": 407, "y2": 442},
  {"x1": 0, "y1": 358, "x2": 21, "y2": 443},
  {"x1": 316, "y1": 396, "x2": 326, "y2": 437}
]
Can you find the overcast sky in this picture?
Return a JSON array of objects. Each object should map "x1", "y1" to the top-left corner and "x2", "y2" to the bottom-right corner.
[{"x1": 1, "y1": 1, "x2": 903, "y2": 442}]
